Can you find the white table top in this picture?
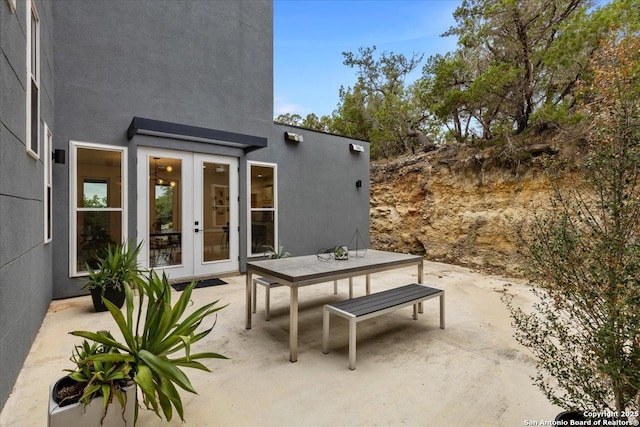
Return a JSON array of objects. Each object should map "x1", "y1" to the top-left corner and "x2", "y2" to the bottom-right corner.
[{"x1": 246, "y1": 249, "x2": 423, "y2": 286}]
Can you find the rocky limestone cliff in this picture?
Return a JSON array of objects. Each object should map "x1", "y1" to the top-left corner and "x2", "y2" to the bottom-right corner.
[{"x1": 370, "y1": 149, "x2": 574, "y2": 276}]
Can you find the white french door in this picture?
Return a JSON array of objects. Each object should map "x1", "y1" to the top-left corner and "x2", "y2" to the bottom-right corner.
[{"x1": 137, "y1": 148, "x2": 238, "y2": 280}]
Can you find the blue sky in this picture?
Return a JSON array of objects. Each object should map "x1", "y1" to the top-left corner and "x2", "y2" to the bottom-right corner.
[{"x1": 273, "y1": 0, "x2": 461, "y2": 118}]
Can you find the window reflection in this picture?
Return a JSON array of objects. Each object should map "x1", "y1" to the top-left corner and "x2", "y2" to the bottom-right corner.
[{"x1": 149, "y1": 157, "x2": 182, "y2": 267}]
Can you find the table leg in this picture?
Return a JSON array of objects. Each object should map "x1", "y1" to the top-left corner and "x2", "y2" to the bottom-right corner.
[
  {"x1": 290, "y1": 286, "x2": 298, "y2": 362},
  {"x1": 440, "y1": 292, "x2": 446, "y2": 329},
  {"x1": 366, "y1": 274, "x2": 371, "y2": 295},
  {"x1": 418, "y1": 260, "x2": 424, "y2": 313},
  {"x1": 349, "y1": 277, "x2": 353, "y2": 299},
  {"x1": 245, "y1": 271, "x2": 252, "y2": 330}
]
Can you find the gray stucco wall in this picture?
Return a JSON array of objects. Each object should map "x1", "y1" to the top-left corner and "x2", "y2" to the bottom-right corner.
[
  {"x1": 52, "y1": 0, "x2": 273, "y2": 298},
  {"x1": 247, "y1": 124, "x2": 370, "y2": 259},
  {"x1": 0, "y1": 0, "x2": 54, "y2": 411}
]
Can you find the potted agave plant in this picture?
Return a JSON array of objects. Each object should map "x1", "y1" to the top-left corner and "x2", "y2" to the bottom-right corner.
[
  {"x1": 49, "y1": 335, "x2": 136, "y2": 426},
  {"x1": 49, "y1": 271, "x2": 227, "y2": 425},
  {"x1": 84, "y1": 241, "x2": 144, "y2": 312}
]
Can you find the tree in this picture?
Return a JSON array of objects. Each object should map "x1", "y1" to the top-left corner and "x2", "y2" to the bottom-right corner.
[
  {"x1": 426, "y1": 0, "x2": 605, "y2": 141},
  {"x1": 503, "y1": 33, "x2": 640, "y2": 415},
  {"x1": 331, "y1": 46, "x2": 427, "y2": 159},
  {"x1": 274, "y1": 113, "x2": 302, "y2": 127}
]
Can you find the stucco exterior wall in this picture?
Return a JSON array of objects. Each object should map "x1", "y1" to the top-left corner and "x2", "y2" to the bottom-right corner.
[
  {"x1": 0, "y1": 0, "x2": 54, "y2": 411},
  {"x1": 248, "y1": 124, "x2": 370, "y2": 259},
  {"x1": 52, "y1": 0, "x2": 273, "y2": 298}
]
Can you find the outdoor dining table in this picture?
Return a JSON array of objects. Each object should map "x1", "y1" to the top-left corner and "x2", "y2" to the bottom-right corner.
[{"x1": 245, "y1": 249, "x2": 424, "y2": 362}]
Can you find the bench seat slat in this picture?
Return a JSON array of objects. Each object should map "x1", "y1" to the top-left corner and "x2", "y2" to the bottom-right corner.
[{"x1": 328, "y1": 284, "x2": 441, "y2": 317}]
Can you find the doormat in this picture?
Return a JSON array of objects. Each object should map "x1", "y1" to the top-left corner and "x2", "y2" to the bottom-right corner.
[{"x1": 171, "y1": 278, "x2": 228, "y2": 292}]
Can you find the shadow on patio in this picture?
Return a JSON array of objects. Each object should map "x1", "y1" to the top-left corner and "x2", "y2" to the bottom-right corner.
[{"x1": 0, "y1": 262, "x2": 559, "y2": 426}]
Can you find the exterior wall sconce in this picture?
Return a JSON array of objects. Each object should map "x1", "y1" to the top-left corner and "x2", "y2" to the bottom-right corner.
[
  {"x1": 284, "y1": 132, "x2": 303, "y2": 143},
  {"x1": 356, "y1": 180, "x2": 362, "y2": 189},
  {"x1": 53, "y1": 149, "x2": 66, "y2": 164},
  {"x1": 349, "y1": 143, "x2": 364, "y2": 153}
]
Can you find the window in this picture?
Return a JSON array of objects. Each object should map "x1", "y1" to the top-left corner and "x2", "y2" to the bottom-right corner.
[
  {"x1": 44, "y1": 123, "x2": 52, "y2": 243},
  {"x1": 26, "y1": 0, "x2": 40, "y2": 158},
  {"x1": 248, "y1": 162, "x2": 277, "y2": 256},
  {"x1": 70, "y1": 142, "x2": 127, "y2": 276}
]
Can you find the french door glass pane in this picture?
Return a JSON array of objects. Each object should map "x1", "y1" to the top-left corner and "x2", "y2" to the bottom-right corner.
[
  {"x1": 149, "y1": 157, "x2": 182, "y2": 267},
  {"x1": 203, "y1": 162, "x2": 230, "y2": 262}
]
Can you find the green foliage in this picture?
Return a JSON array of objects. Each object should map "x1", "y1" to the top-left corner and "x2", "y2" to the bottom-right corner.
[
  {"x1": 72, "y1": 271, "x2": 228, "y2": 423},
  {"x1": 503, "y1": 34, "x2": 640, "y2": 414},
  {"x1": 275, "y1": 0, "x2": 640, "y2": 157},
  {"x1": 274, "y1": 112, "x2": 332, "y2": 132},
  {"x1": 264, "y1": 244, "x2": 290, "y2": 259},
  {"x1": 330, "y1": 46, "x2": 427, "y2": 159},
  {"x1": 84, "y1": 240, "x2": 145, "y2": 295},
  {"x1": 65, "y1": 336, "x2": 133, "y2": 421}
]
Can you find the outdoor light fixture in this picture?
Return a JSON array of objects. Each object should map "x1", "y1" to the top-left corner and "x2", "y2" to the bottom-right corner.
[
  {"x1": 52, "y1": 149, "x2": 66, "y2": 164},
  {"x1": 349, "y1": 143, "x2": 364, "y2": 153},
  {"x1": 284, "y1": 132, "x2": 303, "y2": 143}
]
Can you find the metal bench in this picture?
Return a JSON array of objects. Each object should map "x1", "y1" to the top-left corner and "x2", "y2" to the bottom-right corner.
[{"x1": 322, "y1": 283, "x2": 445, "y2": 370}]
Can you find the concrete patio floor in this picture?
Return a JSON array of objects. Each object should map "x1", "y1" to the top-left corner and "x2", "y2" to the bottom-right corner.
[{"x1": 0, "y1": 261, "x2": 560, "y2": 426}]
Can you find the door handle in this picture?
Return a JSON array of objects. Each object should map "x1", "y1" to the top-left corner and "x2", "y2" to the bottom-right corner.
[
  {"x1": 194, "y1": 228, "x2": 200, "y2": 233},
  {"x1": 194, "y1": 221, "x2": 199, "y2": 232}
]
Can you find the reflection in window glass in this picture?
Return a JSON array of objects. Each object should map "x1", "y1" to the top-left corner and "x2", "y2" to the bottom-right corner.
[
  {"x1": 83, "y1": 180, "x2": 108, "y2": 208},
  {"x1": 149, "y1": 157, "x2": 182, "y2": 268},
  {"x1": 203, "y1": 162, "x2": 230, "y2": 263},
  {"x1": 76, "y1": 211, "x2": 122, "y2": 271}
]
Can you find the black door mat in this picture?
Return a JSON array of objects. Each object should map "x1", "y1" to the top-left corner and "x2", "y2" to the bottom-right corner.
[{"x1": 171, "y1": 278, "x2": 228, "y2": 292}]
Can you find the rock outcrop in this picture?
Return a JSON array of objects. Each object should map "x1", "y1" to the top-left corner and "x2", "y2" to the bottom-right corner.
[{"x1": 370, "y1": 149, "x2": 572, "y2": 276}]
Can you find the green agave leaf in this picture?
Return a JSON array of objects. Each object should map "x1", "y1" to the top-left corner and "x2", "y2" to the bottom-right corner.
[
  {"x1": 157, "y1": 385, "x2": 174, "y2": 422},
  {"x1": 159, "y1": 376, "x2": 185, "y2": 422},
  {"x1": 146, "y1": 302, "x2": 174, "y2": 352},
  {"x1": 133, "y1": 364, "x2": 155, "y2": 400},
  {"x1": 80, "y1": 383, "x2": 101, "y2": 404},
  {"x1": 124, "y1": 282, "x2": 135, "y2": 333},
  {"x1": 68, "y1": 372, "x2": 85, "y2": 382},
  {"x1": 101, "y1": 384, "x2": 111, "y2": 414},
  {"x1": 113, "y1": 388, "x2": 126, "y2": 411},
  {"x1": 138, "y1": 349, "x2": 196, "y2": 394},
  {"x1": 102, "y1": 298, "x2": 137, "y2": 351},
  {"x1": 70, "y1": 331, "x2": 129, "y2": 353},
  {"x1": 168, "y1": 281, "x2": 197, "y2": 326}
]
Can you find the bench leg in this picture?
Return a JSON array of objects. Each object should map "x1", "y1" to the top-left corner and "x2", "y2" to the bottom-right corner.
[
  {"x1": 418, "y1": 302, "x2": 424, "y2": 314},
  {"x1": 265, "y1": 284, "x2": 271, "y2": 321},
  {"x1": 440, "y1": 293, "x2": 445, "y2": 329},
  {"x1": 322, "y1": 308, "x2": 330, "y2": 354},
  {"x1": 349, "y1": 277, "x2": 353, "y2": 299},
  {"x1": 334, "y1": 280, "x2": 337, "y2": 295},
  {"x1": 413, "y1": 303, "x2": 418, "y2": 320},
  {"x1": 348, "y1": 318, "x2": 357, "y2": 370},
  {"x1": 366, "y1": 274, "x2": 371, "y2": 295}
]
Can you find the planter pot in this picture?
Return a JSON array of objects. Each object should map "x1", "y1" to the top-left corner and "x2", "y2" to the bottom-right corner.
[
  {"x1": 48, "y1": 378, "x2": 136, "y2": 427},
  {"x1": 90, "y1": 287, "x2": 125, "y2": 312},
  {"x1": 555, "y1": 411, "x2": 587, "y2": 422},
  {"x1": 334, "y1": 246, "x2": 349, "y2": 260}
]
